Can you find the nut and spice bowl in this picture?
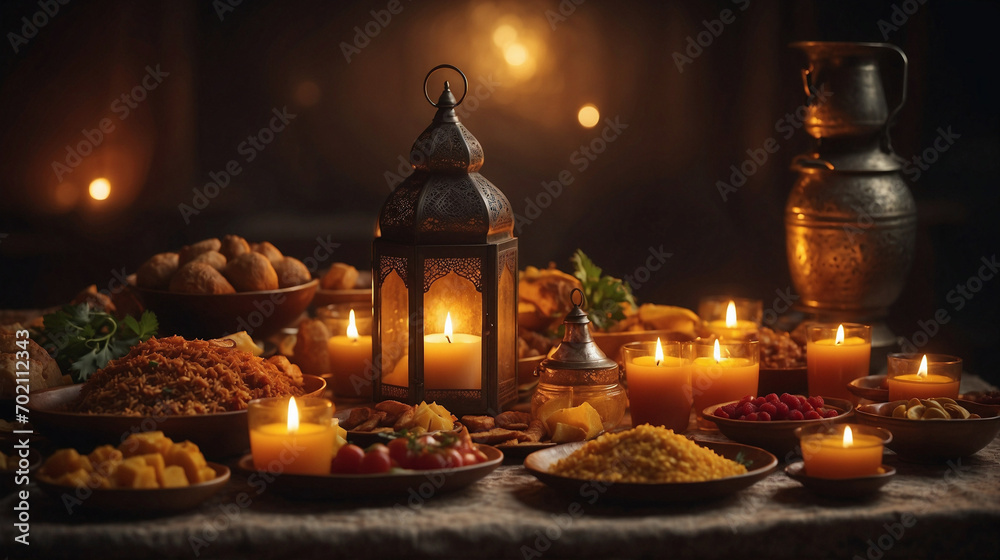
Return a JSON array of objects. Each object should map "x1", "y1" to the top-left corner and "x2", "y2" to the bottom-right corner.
[
  {"x1": 854, "y1": 399, "x2": 1000, "y2": 462},
  {"x1": 702, "y1": 396, "x2": 855, "y2": 459}
]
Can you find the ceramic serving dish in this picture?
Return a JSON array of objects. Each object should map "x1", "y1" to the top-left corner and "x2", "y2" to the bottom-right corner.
[{"x1": 854, "y1": 399, "x2": 1000, "y2": 462}]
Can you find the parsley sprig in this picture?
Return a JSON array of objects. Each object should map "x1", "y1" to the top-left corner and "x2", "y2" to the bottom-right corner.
[
  {"x1": 37, "y1": 303, "x2": 158, "y2": 382},
  {"x1": 570, "y1": 249, "x2": 636, "y2": 331}
]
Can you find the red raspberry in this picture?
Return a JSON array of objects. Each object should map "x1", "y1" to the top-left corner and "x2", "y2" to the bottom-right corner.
[
  {"x1": 714, "y1": 408, "x2": 730, "y2": 419},
  {"x1": 738, "y1": 395, "x2": 754, "y2": 406},
  {"x1": 760, "y1": 403, "x2": 777, "y2": 416},
  {"x1": 745, "y1": 412, "x2": 758, "y2": 421},
  {"x1": 804, "y1": 410, "x2": 822, "y2": 420},
  {"x1": 738, "y1": 415, "x2": 747, "y2": 421},
  {"x1": 823, "y1": 409, "x2": 839, "y2": 418},
  {"x1": 774, "y1": 402, "x2": 790, "y2": 419},
  {"x1": 757, "y1": 411, "x2": 771, "y2": 421},
  {"x1": 766, "y1": 393, "x2": 780, "y2": 403},
  {"x1": 807, "y1": 396, "x2": 825, "y2": 409},
  {"x1": 801, "y1": 402, "x2": 814, "y2": 413},
  {"x1": 788, "y1": 409, "x2": 804, "y2": 421},
  {"x1": 797, "y1": 396, "x2": 809, "y2": 408},
  {"x1": 752, "y1": 397, "x2": 767, "y2": 407},
  {"x1": 739, "y1": 402, "x2": 756, "y2": 417},
  {"x1": 780, "y1": 393, "x2": 799, "y2": 407},
  {"x1": 722, "y1": 404, "x2": 738, "y2": 417}
]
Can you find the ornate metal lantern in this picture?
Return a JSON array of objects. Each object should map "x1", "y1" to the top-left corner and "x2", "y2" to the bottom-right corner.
[{"x1": 372, "y1": 65, "x2": 518, "y2": 416}]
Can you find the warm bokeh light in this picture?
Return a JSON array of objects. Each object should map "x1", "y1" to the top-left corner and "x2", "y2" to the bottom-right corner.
[
  {"x1": 88, "y1": 178, "x2": 111, "y2": 201},
  {"x1": 577, "y1": 104, "x2": 600, "y2": 128},
  {"x1": 492, "y1": 24, "x2": 517, "y2": 47},
  {"x1": 504, "y1": 43, "x2": 528, "y2": 66},
  {"x1": 293, "y1": 80, "x2": 321, "y2": 107}
]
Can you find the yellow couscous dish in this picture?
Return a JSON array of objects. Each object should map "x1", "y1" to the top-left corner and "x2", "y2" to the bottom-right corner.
[{"x1": 549, "y1": 424, "x2": 747, "y2": 483}]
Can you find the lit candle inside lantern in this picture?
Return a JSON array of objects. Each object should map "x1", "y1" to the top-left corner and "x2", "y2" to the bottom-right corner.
[
  {"x1": 691, "y1": 339, "x2": 759, "y2": 422},
  {"x1": 706, "y1": 300, "x2": 758, "y2": 340},
  {"x1": 328, "y1": 309, "x2": 374, "y2": 399},
  {"x1": 424, "y1": 312, "x2": 482, "y2": 390},
  {"x1": 807, "y1": 323, "x2": 871, "y2": 400},
  {"x1": 624, "y1": 338, "x2": 691, "y2": 432},
  {"x1": 887, "y1": 354, "x2": 961, "y2": 401},
  {"x1": 249, "y1": 397, "x2": 335, "y2": 475},
  {"x1": 800, "y1": 425, "x2": 885, "y2": 479}
]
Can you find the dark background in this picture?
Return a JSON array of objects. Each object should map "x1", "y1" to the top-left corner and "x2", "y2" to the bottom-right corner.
[{"x1": 1, "y1": 0, "x2": 996, "y2": 383}]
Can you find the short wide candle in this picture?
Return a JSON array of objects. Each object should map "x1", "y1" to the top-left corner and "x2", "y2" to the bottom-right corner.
[
  {"x1": 327, "y1": 309, "x2": 374, "y2": 399},
  {"x1": 807, "y1": 323, "x2": 871, "y2": 401},
  {"x1": 887, "y1": 354, "x2": 961, "y2": 401},
  {"x1": 689, "y1": 339, "x2": 759, "y2": 425},
  {"x1": 799, "y1": 425, "x2": 887, "y2": 479},
  {"x1": 623, "y1": 340, "x2": 691, "y2": 432},
  {"x1": 423, "y1": 312, "x2": 482, "y2": 390},
  {"x1": 249, "y1": 397, "x2": 335, "y2": 475}
]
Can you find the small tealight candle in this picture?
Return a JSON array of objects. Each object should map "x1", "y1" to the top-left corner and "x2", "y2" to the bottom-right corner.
[
  {"x1": 806, "y1": 323, "x2": 871, "y2": 401},
  {"x1": 327, "y1": 309, "x2": 374, "y2": 399},
  {"x1": 623, "y1": 339, "x2": 691, "y2": 432},
  {"x1": 688, "y1": 339, "x2": 759, "y2": 429},
  {"x1": 798, "y1": 424, "x2": 890, "y2": 479},
  {"x1": 249, "y1": 397, "x2": 335, "y2": 475},
  {"x1": 886, "y1": 354, "x2": 961, "y2": 401},
  {"x1": 699, "y1": 297, "x2": 762, "y2": 340}
]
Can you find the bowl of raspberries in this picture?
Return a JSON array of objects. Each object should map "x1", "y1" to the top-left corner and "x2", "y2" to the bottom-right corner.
[{"x1": 702, "y1": 393, "x2": 855, "y2": 459}]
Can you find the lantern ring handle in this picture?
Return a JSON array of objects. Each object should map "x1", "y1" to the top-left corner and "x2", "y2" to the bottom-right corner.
[
  {"x1": 570, "y1": 288, "x2": 585, "y2": 308},
  {"x1": 423, "y1": 64, "x2": 469, "y2": 108}
]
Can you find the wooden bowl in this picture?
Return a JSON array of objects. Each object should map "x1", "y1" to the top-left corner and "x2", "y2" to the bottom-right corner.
[
  {"x1": 131, "y1": 279, "x2": 318, "y2": 339},
  {"x1": 854, "y1": 400, "x2": 1000, "y2": 462},
  {"x1": 26, "y1": 375, "x2": 324, "y2": 460},
  {"x1": 847, "y1": 375, "x2": 889, "y2": 402},
  {"x1": 702, "y1": 397, "x2": 855, "y2": 460}
]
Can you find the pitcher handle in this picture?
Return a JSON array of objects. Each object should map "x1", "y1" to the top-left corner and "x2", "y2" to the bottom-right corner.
[{"x1": 877, "y1": 43, "x2": 908, "y2": 153}]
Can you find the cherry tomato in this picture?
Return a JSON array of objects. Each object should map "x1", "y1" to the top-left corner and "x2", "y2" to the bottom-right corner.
[
  {"x1": 388, "y1": 437, "x2": 413, "y2": 468},
  {"x1": 360, "y1": 444, "x2": 393, "y2": 474},
  {"x1": 414, "y1": 451, "x2": 448, "y2": 471},
  {"x1": 442, "y1": 448, "x2": 464, "y2": 468},
  {"x1": 462, "y1": 452, "x2": 480, "y2": 466},
  {"x1": 331, "y1": 444, "x2": 365, "y2": 474}
]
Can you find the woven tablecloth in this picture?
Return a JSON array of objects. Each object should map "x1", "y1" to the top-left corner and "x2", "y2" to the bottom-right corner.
[{"x1": 4, "y1": 379, "x2": 999, "y2": 560}]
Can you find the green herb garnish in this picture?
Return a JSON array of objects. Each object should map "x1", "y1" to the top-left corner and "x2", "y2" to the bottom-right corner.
[
  {"x1": 38, "y1": 303, "x2": 158, "y2": 382},
  {"x1": 570, "y1": 249, "x2": 636, "y2": 331}
]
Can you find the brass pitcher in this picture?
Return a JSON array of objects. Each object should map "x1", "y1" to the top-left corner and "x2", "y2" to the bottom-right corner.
[{"x1": 785, "y1": 42, "x2": 916, "y2": 365}]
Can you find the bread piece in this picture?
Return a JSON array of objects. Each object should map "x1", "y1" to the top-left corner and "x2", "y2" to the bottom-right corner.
[
  {"x1": 274, "y1": 256, "x2": 311, "y2": 288},
  {"x1": 251, "y1": 241, "x2": 283, "y2": 264},
  {"x1": 321, "y1": 263, "x2": 359, "y2": 290},
  {"x1": 169, "y1": 262, "x2": 236, "y2": 294},
  {"x1": 219, "y1": 234, "x2": 251, "y2": 260},
  {"x1": 292, "y1": 319, "x2": 330, "y2": 375},
  {"x1": 0, "y1": 330, "x2": 67, "y2": 398},
  {"x1": 496, "y1": 411, "x2": 533, "y2": 430},
  {"x1": 461, "y1": 415, "x2": 496, "y2": 432},
  {"x1": 178, "y1": 238, "x2": 221, "y2": 265},
  {"x1": 190, "y1": 250, "x2": 227, "y2": 271},
  {"x1": 224, "y1": 252, "x2": 279, "y2": 292},
  {"x1": 136, "y1": 252, "x2": 180, "y2": 290}
]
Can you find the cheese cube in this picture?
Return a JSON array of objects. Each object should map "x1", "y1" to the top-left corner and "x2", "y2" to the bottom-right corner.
[
  {"x1": 134, "y1": 453, "x2": 167, "y2": 486},
  {"x1": 161, "y1": 465, "x2": 190, "y2": 488},
  {"x1": 114, "y1": 457, "x2": 158, "y2": 489},
  {"x1": 121, "y1": 431, "x2": 173, "y2": 457},
  {"x1": 164, "y1": 441, "x2": 207, "y2": 483}
]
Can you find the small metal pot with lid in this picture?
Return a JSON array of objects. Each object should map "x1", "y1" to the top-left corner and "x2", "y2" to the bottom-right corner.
[{"x1": 531, "y1": 289, "x2": 628, "y2": 432}]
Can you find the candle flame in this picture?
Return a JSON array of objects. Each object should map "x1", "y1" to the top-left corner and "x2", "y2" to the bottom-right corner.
[
  {"x1": 917, "y1": 355, "x2": 928, "y2": 379},
  {"x1": 654, "y1": 337, "x2": 664, "y2": 366},
  {"x1": 725, "y1": 300, "x2": 737, "y2": 328},
  {"x1": 287, "y1": 397, "x2": 299, "y2": 433},
  {"x1": 444, "y1": 312, "x2": 453, "y2": 343},
  {"x1": 842, "y1": 425, "x2": 853, "y2": 447},
  {"x1": 713, "y1": 339, "x2": 721, "y2": 363},
  {"x1": 346, "y1": 309, "x2": 359, "y2": 342},
  {"x1": 835, "y1": 324, "x2": 845, "y2": 345}
]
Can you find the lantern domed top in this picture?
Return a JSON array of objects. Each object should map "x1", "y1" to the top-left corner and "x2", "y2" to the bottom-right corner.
[{"x1": 377, "y1": 65, "x2": 514, "y2": 245}]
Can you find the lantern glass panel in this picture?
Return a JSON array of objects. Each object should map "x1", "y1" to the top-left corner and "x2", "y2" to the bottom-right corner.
[
  {"x1": 498, "y1": 265, "x2": 516, "y2": 388},
  {"x1": 423, "y1": 270, "x2": 483, "y2": 390},
  {"x1": 379, "y1": 270, "x2": 409, "y2": 387}
]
